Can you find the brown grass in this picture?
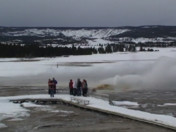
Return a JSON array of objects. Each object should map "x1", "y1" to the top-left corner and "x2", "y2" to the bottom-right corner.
[{"x1": 92, "y1": 84, "x2": 114, "y2": 92}]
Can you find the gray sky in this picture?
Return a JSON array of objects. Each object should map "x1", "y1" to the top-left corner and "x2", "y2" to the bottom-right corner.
[{"x1": 0, "y1": 0, "x2": 176, "y2": 27}]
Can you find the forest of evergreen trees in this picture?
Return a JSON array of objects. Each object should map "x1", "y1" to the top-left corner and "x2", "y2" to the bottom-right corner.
[
  {"x1": 0, "y1": 43, "x2": 137, "y2": 58},
  {"x1": 0, "y1": 42, "x2": 168, "y2": 58},
  {"x1": 0, "y1": 44, "x2": 96, "y2": 57}
]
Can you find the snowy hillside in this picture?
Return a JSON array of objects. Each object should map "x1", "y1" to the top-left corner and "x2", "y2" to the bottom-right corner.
[
  {"x1": 1, "y1": 28, "x2": 129, "y2": 47},
  {"x1": 1, "y1": 26, "x2": 176, "y2": 46},
  {"x1": 3, "y1": 28, "x2": 129, "y2": 39}
]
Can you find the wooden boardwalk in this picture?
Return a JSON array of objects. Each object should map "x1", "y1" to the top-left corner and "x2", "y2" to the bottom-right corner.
[{"x1": 10, "y1": 98, "x2": 176, "y2": 131}]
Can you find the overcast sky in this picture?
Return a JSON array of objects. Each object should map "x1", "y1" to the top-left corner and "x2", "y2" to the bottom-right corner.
[{"x1": 0, "y1": 0, "x2": 176, "y2": 27}]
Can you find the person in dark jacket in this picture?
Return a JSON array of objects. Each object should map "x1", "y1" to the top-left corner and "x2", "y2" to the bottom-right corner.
[
  {"x1": 77, "y1": 78, "x2": 82, "y2": 96},
  {"x1": 52, "y1": 78, "x2": 57, "y2": 94},
  {"x1": 48, "y1": 79, "x2": 52, "y2": 94},
  {"x1": 82, "y1": 79, "x2": 88, "y2": 96},
  {"x1": 69, "y1": 79, "x2": 73, "y2": 95}
]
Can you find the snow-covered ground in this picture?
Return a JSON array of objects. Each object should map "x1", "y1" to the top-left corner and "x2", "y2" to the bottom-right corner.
[
  {"x1": 0, "y1": 97, "x2": 29, "y2": 128},
  {"x1": 0, "y1": 48, "x2": 176, "y2": 90},
  {"x1": 0, "y1": 94, "x2": 176, "y2": 129}
]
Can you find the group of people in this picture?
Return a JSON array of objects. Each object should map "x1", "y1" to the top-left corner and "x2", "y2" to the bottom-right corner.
[
  {"x1": 48, "y1": 78, "x2": 58, "y2": 97},
  {"x1": 48, "y1": 77, "x2": 88, "y2": 97},
  {"x1": 69, "y1": 78, "x2": 88, "y2": 96}
]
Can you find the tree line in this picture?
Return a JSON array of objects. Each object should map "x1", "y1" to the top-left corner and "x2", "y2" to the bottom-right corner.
[
  {"x1": 0, "y1": 42, "x2": 161, "y2": 58},
  {"x1": 0, "y1": 43, "x2": 98, "y2": 57}
]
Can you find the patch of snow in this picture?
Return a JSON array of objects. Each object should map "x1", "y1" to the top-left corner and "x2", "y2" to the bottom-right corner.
[
  {"x1": 112, "y1": 101, "x2": 139, "y2": 108},
  {"x1": 87, "y1": 38, "x2": 113, "y2": 46},
  {"x1": 36, "y1": 106, "x2": 74, "y2": 114},
  {"x1": 21, "y1": 102, "x2": 45, "y2": 108},
  {"x1": 164, "y1": 103, "x2": 176, "y2": 106},
  {"x1": 158, "y1": 103, "x2": 176, "y2": 107},
  {"x1": 50, "y1": 110, "x2": 74, "y2": 114},
  {"x1": 0, "y1": 123, "x2": 7, "y2": 128},
  {"x1": 118, "y1": 37, "x2": 167, "y2": 43},
  {"x1": 8, "y1": 118, "x2": 24, "y2": 121},
  {"x1": 0, "y1": 98, "x2": 29, "y2": 129},
  {"x1": 21, "y1": 102, "x2": 74, "y2": 114},
  {"x1": 132, "y1": 37, "x2": 164, "y2": 43}
]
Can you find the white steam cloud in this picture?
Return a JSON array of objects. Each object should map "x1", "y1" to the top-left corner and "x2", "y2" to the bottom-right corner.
[{"x1": 101, "y1": 57, "x2": 176, "y2": 91}]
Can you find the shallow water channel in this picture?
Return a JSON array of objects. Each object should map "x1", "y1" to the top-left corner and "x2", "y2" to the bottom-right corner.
[{"x1": 1, "y1": 103, "x2": 175, "y2": 132}]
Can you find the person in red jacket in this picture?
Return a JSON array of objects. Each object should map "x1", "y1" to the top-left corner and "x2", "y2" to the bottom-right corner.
[
  {"x1": 48, "y1": 79, "x2": 54, "y2": 97},
  {"x1": 69, "y1": 79, "x2": 73, "y2": 95}
]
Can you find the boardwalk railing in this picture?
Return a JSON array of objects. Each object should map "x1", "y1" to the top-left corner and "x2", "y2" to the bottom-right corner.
[{"x1": 70, "y1": 97, "x2": 90, "y2": 105}]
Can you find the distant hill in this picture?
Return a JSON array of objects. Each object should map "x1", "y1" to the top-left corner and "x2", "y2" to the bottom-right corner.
[
  {"x1": 110, "y1": 26, "x2": 176, "y2": 38},
  {"x1": 0, "y1": 26, "x2": 176, "y2": 57},
  {"x1": 0, "y1": 26, "x2": 176, "y2": 47}
]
